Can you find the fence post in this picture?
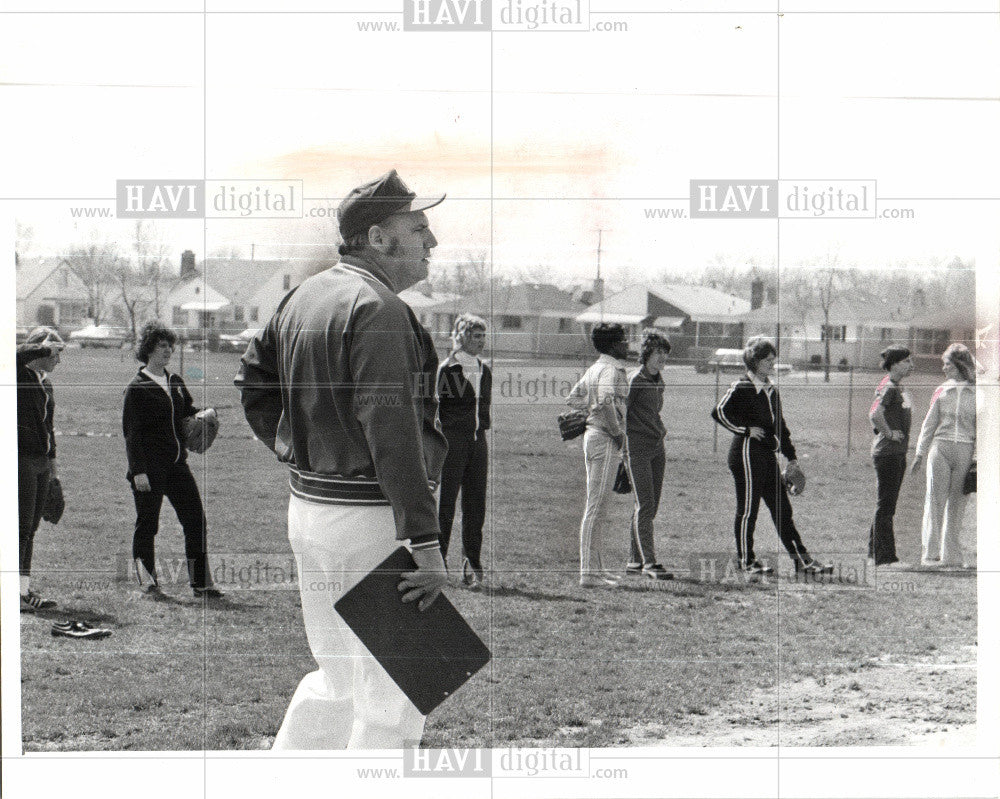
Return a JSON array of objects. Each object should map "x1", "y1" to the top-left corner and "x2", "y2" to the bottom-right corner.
[
  {"x1": 846, "y1": 366, "x2": 854, "y2": 457},
  {"x1": 713, "y1": 366, "x2": 720, "y2": 453}
]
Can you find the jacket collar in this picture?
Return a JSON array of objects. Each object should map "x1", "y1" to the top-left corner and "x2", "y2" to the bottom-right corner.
[
  {"x1": 339, "y1": 252, "x2": 397, "y2": 292},
  {"x1": 597, "y1": 353, "x2": 627, "y2": 370},
  {"x1": 748, "y1": 371, "x2": 773, "y2": 394}
]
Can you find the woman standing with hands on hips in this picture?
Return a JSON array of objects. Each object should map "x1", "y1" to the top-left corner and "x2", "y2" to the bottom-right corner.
[
  {"x1": 123, "y1": 322, "x2": 223, "y2": 597},
  {"x1": 911, "y1": 343, "x2": 977, "y2": 568},
  {"x1": 711, "y1": 336, "x2": 833, "y2": 577}
]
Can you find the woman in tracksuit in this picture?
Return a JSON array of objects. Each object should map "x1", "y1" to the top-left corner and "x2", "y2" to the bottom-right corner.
[
  {"x1": 436, "y1": 313, "x2": 491, "y2": 588},
  {"x1": 911, "y1": 342, "x2": 977, "y2": 567},
  {"x1": 711, "y1": 336, "x2": 832, "y2": 576},
  {"x1": 16, "y1": 327, "x2": 65, "y2": 612},
  {"x1": 567, "y1": 322, "x2": 630, "y2": 588},
  {"x1": 122, "y1": 322, "x2": 222, "y2": 597}
]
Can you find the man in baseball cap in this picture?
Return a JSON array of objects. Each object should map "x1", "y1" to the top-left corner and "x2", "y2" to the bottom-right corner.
[{"x1": 237, "y1": 170, "x2": 450, "y2": 748}]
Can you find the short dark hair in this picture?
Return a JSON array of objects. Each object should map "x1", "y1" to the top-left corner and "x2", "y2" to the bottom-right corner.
[
  {"x1": 742, "y1": 336, "x2": 778, "y2": 373},
  {"x1": 639, "y1": 329, "x2": 672, "y2": 364},
  {"x1": 136, "y1": 321, "x2": 177, "y2": 364},
  {"x1": 591, "y1": 323, "x2": 626, "y2": 355},
  {"x1": 880, "y1": 346, "x2": 911, "y2": 371},
  {"x1": 337, "y1": 232, "x2": 370, "y2": 257}
]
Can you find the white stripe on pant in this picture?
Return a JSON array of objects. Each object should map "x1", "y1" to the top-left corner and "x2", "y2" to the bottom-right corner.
[
  {"x1": 921, "y1": 439, "x2": 974, "y2": 566},
  {"x1": 272, "y1": 495, "x2": 425, "y2": 750},
  {"x1": 579, "y1": 427, "x2": 620, "y2": 578}
]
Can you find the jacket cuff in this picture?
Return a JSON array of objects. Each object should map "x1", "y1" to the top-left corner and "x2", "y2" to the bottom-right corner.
[{"x1": 409, "y1": 535, "x2": 440, "y2": 551}]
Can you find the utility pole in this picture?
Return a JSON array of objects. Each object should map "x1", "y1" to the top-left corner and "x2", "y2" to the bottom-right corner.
[{"x1": 591, "y1": 228, "x2": 607, "y2": 321}]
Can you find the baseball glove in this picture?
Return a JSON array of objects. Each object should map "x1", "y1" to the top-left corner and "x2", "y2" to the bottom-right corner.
[
  {"x1": 181, "y1": 409, "x2": 220, "y2": 454},
  {"x1": 782, "y1": 461, "x2": 806, "y2": 496},
  {"x1": 42, "y1": 477, "x2": 65, "y2": 524}
]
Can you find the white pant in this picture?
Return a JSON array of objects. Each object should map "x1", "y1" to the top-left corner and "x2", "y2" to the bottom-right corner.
[
  {"x1": 272, "y1": 496, "x2": 426, "y2": 750},
  {"x1": 921, "y1": 439, "x2": 974, "y2": 566},
  {"x1": 578, "y1": 428, "x2": 621, "y2": 578}
]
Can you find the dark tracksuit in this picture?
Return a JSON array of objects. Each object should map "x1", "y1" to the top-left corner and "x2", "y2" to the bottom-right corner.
[
  {"x1": 868, "y1": 375, "x2": 912, "y2": 565},
  {"x1": 123, "y1": 369, "x2": 209, "y2": 588},
  {"x1": 711, "y1": 374, "x2": 811, "y2": 568},
  {"x1": 17, "y1": 344, "x2": 57, "y2": 577},
  {"x1": 625, "y1": 367, "x2": 667, "y2": 567},
  {"x1": 436, "y1": 356, "x2": 491, "y2": 570}
]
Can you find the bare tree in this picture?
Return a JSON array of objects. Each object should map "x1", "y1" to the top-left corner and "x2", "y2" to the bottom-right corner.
[
  {"x1": 65, "y1": 239, "x2": 120, "y2": 325},
  {"x1": 428, "y1": 251, "x2": 493, "y2": 296},
  {"x1": 133, "y1": 221, "x2": 172, "y2": 320},
  {"x1": 112, "y1": 259, "x2": 152, "y2": 345},
  {"x1": 16, "y1": 222, "x2": 34, "y2": 265}
]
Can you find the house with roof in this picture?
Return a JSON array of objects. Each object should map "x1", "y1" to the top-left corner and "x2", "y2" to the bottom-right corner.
[
  {"x1": 741, "y1": 295, "x2": 919, "y2": 369},
  {"x1": 16, "y1": 257, "x2": 93, "y2": 331},
  {"x1": 904, "y1": 307, "x2": 976, "y2": 370},
  {"x1": 422, "y1": 283, "x2": 591, "y2": 357},
  {"x1": 398, "y1": 283, "x2": 460, "y2": 329},
  {"x1": 166, "y1": 252, "x2": 327, "y2": 336},
  {"x1": 576, "y1": 283, "x2": 751, "y2": 358}
]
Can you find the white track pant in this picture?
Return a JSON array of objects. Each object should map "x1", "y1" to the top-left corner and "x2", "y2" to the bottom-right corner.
[
  {"x1": 921, "y1": 440, "x2": 974, "y2": 566},
  {"x1": 578, "y1": 428, "x2": 620, "y2": 578},
  {"x1": 272, "y1": 495, "x2": 425, "y2": 750}
]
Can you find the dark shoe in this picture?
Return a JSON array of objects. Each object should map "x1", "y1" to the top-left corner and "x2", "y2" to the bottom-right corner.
[
  {"x1": 625, "y1": 563, "x2": 643, "y2": 577},
  {"x1": 20, "y1": 592, "x2": 57, "y2": 612},
  {"x1": 642, "y1": 564, "x2": 674, "y2": 581},
  {"x1": 193, "y1": 586, "x2": 225, "y2": 598},
  {"x1": 141, "y1": 584, "x2": 166, "y2": 600},
  {"x1": 742, "y1": 560, "x2": 774, "y2": 576},
  {"x1": 795, "y1": 558, "x2": 834, "y2": 576},
  {"x1": 51, "y1": 620, "x2": 112, "y2": 640}
]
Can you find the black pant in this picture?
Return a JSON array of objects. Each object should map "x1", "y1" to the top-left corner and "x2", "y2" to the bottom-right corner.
[
  {"x1": 727, "y1": 438, "x2": 809, "y2": 567},
  {"x1": 18, "y1": 454, "x2": 51, "y2": 577},
  {"x1": 869, "y1": 453, "x2": 906, "y2": 565},
  {"x1": 438, "y1": 431, "x2": 488, "y2": 569},
  {"x1": 131, "y1": 463, "x2": 209, "y2": 588}
]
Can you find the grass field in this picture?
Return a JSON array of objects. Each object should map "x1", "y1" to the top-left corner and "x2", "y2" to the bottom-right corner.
[{"x1": 19, "y1": 347, "x2": 977, "y2": 750}]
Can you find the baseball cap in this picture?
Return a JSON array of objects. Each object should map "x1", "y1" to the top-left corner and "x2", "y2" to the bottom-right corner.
[{"x1": 337, "y1": 169, "x2": 445, "y2": 240}]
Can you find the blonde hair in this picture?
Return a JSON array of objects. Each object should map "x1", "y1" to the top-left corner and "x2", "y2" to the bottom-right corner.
[
  {"x1": 451, "y1": 313, "x2": 487, "y2": 348},
  {"x1": 943, "y1": 342, "x2": 976, "y2": 383}
]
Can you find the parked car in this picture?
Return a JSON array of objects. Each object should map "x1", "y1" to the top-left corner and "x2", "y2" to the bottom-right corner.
[
  {"x1": 695, "y1": 348, "x2": 745, "y2": 374},
  {"x1": 68, "y1": 324, "x2": 128, "y2": 349},
  {"x1": 696, "y1": 347, "x2": 793, "y2": 375},
  {"x1": 218, "y1": 327, "x2": 260, "y2": 353}
]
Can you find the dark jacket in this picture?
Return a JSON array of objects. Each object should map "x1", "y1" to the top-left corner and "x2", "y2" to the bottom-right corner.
[
  {"x1": 235, "y1": 255, "x2": 448, "y2": 544},
  {"x1": 625, "y1": 367, "x2": 666, "y2": 451},
  {"x1": 437, "y1": 356, "x2": 492, "y2": 440},
  {"x1": 17, "y1": 344, "x2": 57, "y2": 461},
  {"x1": 711, "y1": 373, "x2": 797, "y2": 461},
  {"x1": 122, "y1": 369, "x2": 197, "y2": 477}
]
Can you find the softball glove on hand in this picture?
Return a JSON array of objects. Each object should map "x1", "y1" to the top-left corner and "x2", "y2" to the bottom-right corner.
[
  {"x1": 782, "y1": 461, "x2": 806, "y2": 496},
  {"x1": 181, "y1": 409, "x2": 220, "y2": 454}
]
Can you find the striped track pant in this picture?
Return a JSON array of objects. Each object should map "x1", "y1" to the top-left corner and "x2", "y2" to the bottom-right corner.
[{"x1": 579, "y1": 428, "x2": 621, "y2": 577}]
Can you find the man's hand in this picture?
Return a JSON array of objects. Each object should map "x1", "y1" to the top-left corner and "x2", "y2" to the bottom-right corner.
[
  {"x1": 748, "y1": 426, "x2": 767, "y2": 441},
  {"x1": 133, "y1": 474, "x2": 151, "y2": 492},
  {"x1": 910, "y1": 454, "x2": 924, "y2": 474},
  {"x1": 399, "y1": 547, "x2": 447, "y2": 612}
]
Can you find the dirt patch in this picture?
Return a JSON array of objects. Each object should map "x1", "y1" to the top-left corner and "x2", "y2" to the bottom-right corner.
[{"x1": 624, "y1": 645, "x2": 976, "y2": 747}]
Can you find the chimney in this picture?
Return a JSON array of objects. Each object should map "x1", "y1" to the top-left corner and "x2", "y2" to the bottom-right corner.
[
  {"x1": 750, "y1": 277, "x2": 765, "y2": 310},
  {"x1": 180, "y1": 250, "x2": 196, "y2": 278}
]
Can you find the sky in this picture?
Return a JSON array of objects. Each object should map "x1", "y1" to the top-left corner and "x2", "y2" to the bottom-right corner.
[{"x1": 3, "y1": 5, "x2": 998, "y2": 283}]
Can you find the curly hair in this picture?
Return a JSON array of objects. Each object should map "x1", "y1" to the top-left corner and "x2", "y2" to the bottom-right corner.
[
  {"x1": 451, "y1": 313, "x2": 487, "y2": 348},
  {"x1": 742, "y1": 336, "x2": 778, "y2": 373},
  {"x1": 591, "y1": 323, "x2": 626, "y2": 355},
  {"x1": 943, "y1": 342, "x2": 976, "y2": 383},
  {"x1": 639, "y1": 329, "x2": 672, "y2": 365},
  {"x1": 136, "y1": 321, "x2": 177, "y2": 364}
]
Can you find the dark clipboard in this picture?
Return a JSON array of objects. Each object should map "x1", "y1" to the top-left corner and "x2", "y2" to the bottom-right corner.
[{"x1": 334, "y1": 547, "x2": 491, "y2": 716}]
